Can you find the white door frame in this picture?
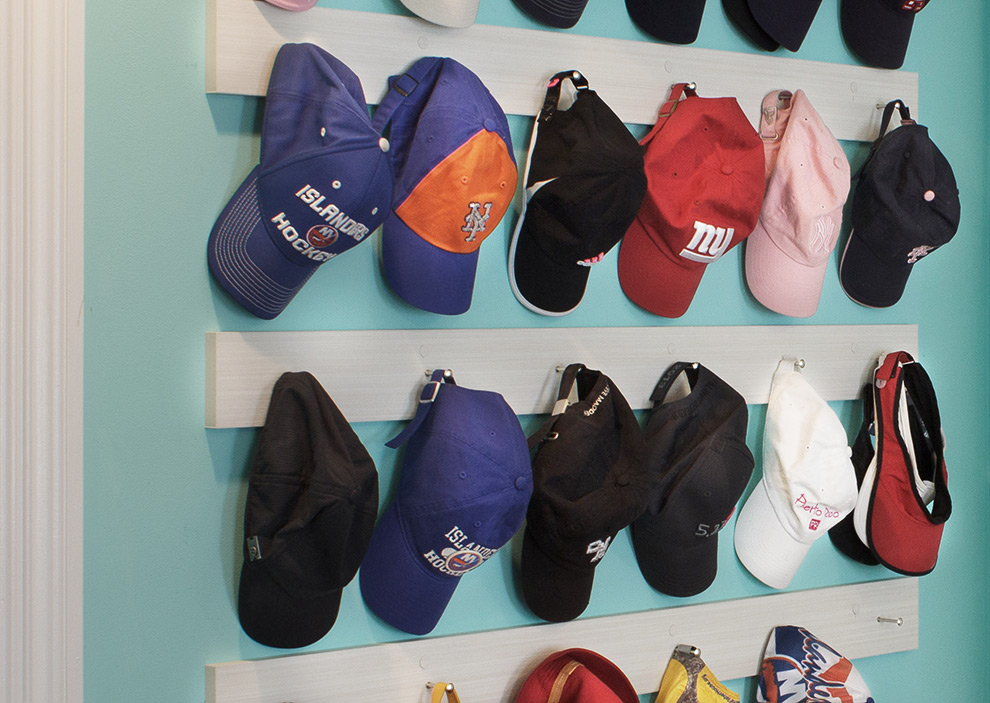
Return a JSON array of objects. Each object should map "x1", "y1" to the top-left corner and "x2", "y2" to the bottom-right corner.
[{"x1": 1, "y1": 0, "x2": 85, "y2": 700}]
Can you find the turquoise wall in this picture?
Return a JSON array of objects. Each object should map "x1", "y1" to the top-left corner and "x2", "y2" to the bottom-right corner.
[{"x1": 84, "y1": 0, "x2": 989, "y2": 700}]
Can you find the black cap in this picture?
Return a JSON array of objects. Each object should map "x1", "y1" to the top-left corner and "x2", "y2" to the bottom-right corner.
[
  {"x1": 839, "y1": 100, "x2": 960, "y2": 308},
  {"x1": 721, "y1": 0, "x2": 781, "y2": 51},
  {"x1": 841, "y1": 0, "x2": 929, "y2": 70},
  {"x1": 626, "y1": 0, "x2": 708, "y2": 45},
  {"x1": 237, "y1": 372, "x2": 379, "y2": 648},
  {"x1": 632, "y1": 363, "x2": 754, "y2": 597},
  {"x1": 743, "y1": 0, "x2": 822, "y2": 51},
  {"x1": 509, "y1": 71, "x2": 647, "y2": 316},
  {"x1": 521, "y1": 364, "x2": 648, "y2": 622},
  {"x1": 828, "y1": 385, "x2": 881, "y2": 566},
  {"x1": 511, "y1": 0, "x2": 591, "y2": 28}
]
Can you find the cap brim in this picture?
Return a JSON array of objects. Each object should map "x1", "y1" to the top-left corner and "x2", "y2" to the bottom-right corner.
[
  {"x1": 520, "y1": 527, "x2": 596, "y2": 622},
  {"x1": 382, "y1": 212, "x2": 480, "y2": 315},
  {"x1": 238, "y1": 552, "x2": 342, "y2": 649},
  {"x1": 400, "y1": 0, "x2": 479, "y2": 27},
  {"x1": 721, "y1": 0, "x2": 781, "y2": 50},
  {"x1": 745, "y1": 221, "x2": 829, "y2": 318},
  {"x1": 511, "y1": 0, "x2": 590, "y2": 28},
  {"x1": 632, "y1": 517, "x2": 718, "y2": 597},
  {"x1": 748, "y1": 0, "x2": 822, "y2": 51},
  {"x1": 358, "y1": 502, "x2": 459, "y2": 635},
  {"x1": 617, "y1": 216, "x2": 704, "y2": 318},
  {"x1": 733, "y1": 480, "x2": 810, "y2": 589},
  {"x1": 838, "y1": 229, "x2": 912, "y2": 308},
  {"x1": 208, "y1": 167, "x2": 320, "y2": 319},
  {"x1": 841, "y1": 0, "x2": 915, "y2": 69},
  {"x1": 626, "y1": 0, "x2": 707, "y2": 44},
  {"x1": 509, "y1": 211, "x2": 592, "y2": 316}
]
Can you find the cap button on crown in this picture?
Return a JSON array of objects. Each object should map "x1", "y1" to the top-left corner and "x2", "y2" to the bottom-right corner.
[
  {"x1": 721, "y1": 164, "x2": 734, "y2": 175},
  {"x1": 924, "y1": 190, "x2": 936, "y2": 202},
  {"x1": 483, "y1": 118, "x2": 496, "y2": 132},
  {"x1": 833, "y1": 157, "x2": 843, "y2": 169},
  {"x1": 379, "y1": 137, "x2": 390, "y2": 153},
  {"x1": 515, "y1": 476, "x2": 528, "y2": 490},
  {"x1": 616, "y1": 474, "x2": 630, "y2": 487}
]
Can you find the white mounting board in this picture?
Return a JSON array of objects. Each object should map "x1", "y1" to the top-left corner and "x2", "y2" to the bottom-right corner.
[
  {"x1": 205, "y1": 1, "x2": 919, "y2": 141},
  {"x1": 206, "y1": 577, "x2": 918, "y2": 703},
  {"x1": 205, "y1": 324, "x2": 917, "y2": 428}
]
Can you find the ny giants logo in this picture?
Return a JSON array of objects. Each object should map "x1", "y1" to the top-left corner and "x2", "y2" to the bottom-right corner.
[
  {"x1": 907, "y1": 245, "x2": 934, "y2": 264},
  {"x1": 577, "y1": 252, "x2": 605, "y2": 267},
  {"x1": 586, "y1": 536, "x2": 612, "y2": 563},
  {"x1": 462, "y1": 202, "x2": 492, "y2": 242},
  {"x1": 680, "y1": 221, "x2": 734, "y2": 263},
  {"x1": 900, "y1": 0, "x2": 927, "y2": 11}
]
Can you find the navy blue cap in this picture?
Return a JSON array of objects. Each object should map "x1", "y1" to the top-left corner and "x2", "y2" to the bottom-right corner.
[
  {"x1": 208, "y1": 43, "x2": 393, "y2": 319},
  {"x1": 359, "y1": 371, "x2": 532, "y2": 635}
]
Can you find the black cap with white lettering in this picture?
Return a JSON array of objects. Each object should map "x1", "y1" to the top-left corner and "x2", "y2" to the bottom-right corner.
[
  {"x1": 839, "y1": 100, "x2": 960, "y2": 308},
  {"x1": 238, "y1": 372, "x2": 379, "y2": 648},
  {"x1": 632, "y1": 363, "x2": 754, "y2": 597},
  {"x1": 521, "y1": 364, "x2": 648, "y2": 622}
]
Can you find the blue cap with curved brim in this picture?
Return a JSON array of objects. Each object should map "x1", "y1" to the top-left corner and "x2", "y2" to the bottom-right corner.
[{"x1": 208, "y1": 43, "x2": 392, "y2": 319}]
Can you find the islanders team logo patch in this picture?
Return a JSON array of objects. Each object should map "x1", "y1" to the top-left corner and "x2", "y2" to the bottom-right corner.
[
  {"x1": 306, "y1": 224, "x2": 339, "y2": 248},
  {"x1": 442, "y1": 548, "x2": 484, "y2": 574},
  {"x1": 758, "y1": 626, "x2": 874, "y2": 703}
]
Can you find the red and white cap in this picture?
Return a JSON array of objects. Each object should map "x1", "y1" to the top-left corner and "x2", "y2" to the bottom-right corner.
[
  {"x1": 618, "y1": 83, "x2": 765, "y2": 318},
  {"x1": 734, "y1": 359, "x2": 857, "y2": 589},
  {"x1": 745, "y1": 90, "x2": 850, "y2": 318}
]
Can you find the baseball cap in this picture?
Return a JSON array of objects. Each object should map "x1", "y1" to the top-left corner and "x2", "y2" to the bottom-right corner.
[
  {"x1": 850, "y1": 352, "x2": 950, "y2": 575},
  {"x1": 400, "y1": 0, "x2": 480, "y2": 28},
  {"x1": 733, "y1": 359, "x2": 857, "y2": 589},
  {"x1": 372, "y1": 57, "x2": 517, "y2": 315},
  {"x1": 618, "y1": 83, "x2": 765, "y2": 318},
  {"x1": 721, "y1": 0, "x2": 780, "y2": 51},
  {"x1": 516, "y1": 649, "x2": 639, "y2": 703},
  {"x1": 208, "y1": 43, "x2": 392, "y2": 319},
  {"x1": 521, "y1": 364, "x2": 648, "y2": 622},
  {"x1": 758, "y1": 626, "x2": 875, "y2": 703},
  {"x1": 358, "y1": 370, "x2": 532, "y2": 635},
  {"x1": 511, "y1": 0, "x2": 591, "y2": 28},
  {"x1": 238, "y1": 372, "x2": 379, "y2": 648},
  {"x1": 632, "y1": 363, "x2": 754, "y2": 597},
  {"x1": 509, "y1": 71, "x2": 647, "y2": 316},
  {"x1": 261, "y1": 0, "x2": 317, "y2": 10},
  {"x1": 841, "y1": 0, "x2": 930, "y2": 69},
  {"x1": 839, "y1": 99, "x2": 960, "y2": 308},
  {"x1": 657, "y1": 645, "x2": 739, "y2": 703},
  {"x1": 745, "y1": 90, "x2": 850, "y2": 318},
  {"x1": 626, "y1": 0, "x2": 708, "y2": 45}
]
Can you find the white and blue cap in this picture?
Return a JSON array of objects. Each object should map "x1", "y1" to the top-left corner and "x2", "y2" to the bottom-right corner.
[
  {"x1": 759, "y1": 625, "x2": 874, "y2": 702},
  {"x1": 208, "y1": 43, "x2": 392, "y2": 319},
  {"x1": 359, "y1": 370, "x2": 532, "y2": 635}
]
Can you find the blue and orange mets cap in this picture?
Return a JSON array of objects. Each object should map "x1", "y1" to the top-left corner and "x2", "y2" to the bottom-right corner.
[
  {"x1": 372, "y1": 57, "x2": 517, "y2": 315},
  {"x1": 208, "y1": 43, "x2": 392, "y2": 319},
  {"x1": 359, "y1": 370, "x2": 532, "y2": 635}
]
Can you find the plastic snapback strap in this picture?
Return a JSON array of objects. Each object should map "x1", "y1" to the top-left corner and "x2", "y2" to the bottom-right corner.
[
  {"x1": 539, "y1": 70, "x2": 590, "y2": 124},
  {"x1": 759, "y1": 90, "x2": 793, "y2": 142},
  {"x1": 526, "y1": 363, "x2": 586, "y2": 450},
  {"x1": 640, "y1": 82, "x2": 697, "y2": 146},
  {"x1": 385, "y1": 369, "x2": 456, "y2": 448}
]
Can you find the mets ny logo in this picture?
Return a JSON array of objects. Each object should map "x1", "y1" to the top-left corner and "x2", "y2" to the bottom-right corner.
[{"x1": 462, "y1": 202, "x2": 493, "y2": 242}]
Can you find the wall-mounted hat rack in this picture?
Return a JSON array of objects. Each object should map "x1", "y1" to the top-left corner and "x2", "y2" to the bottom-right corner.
[
  {"x1": 206, "y1": 1, "x2": 919, "y2": 142},
  {"x1": 206, "y1": 324, "x2": 917, "y2": 428},
  {"x1": 206, "y1": 577, "x2": 918, "y2": 703}
]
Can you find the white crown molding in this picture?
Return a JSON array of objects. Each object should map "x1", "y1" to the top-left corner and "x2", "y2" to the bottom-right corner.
[{"x1": 1, "y1": 0, "x2": 84, "y2": 699}]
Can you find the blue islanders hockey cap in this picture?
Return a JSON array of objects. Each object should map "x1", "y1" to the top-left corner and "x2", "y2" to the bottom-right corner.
[
  {"x1": 372, "y1": 57, "x2": 517, "y2": 315},
  {"x1": 208, "y1": 43, "x2": 393, "y2": 319},
  {"x1": 759, "y1": 626, "x2": 874, "y2": 702},
  {"x1": 359, "y1": 370, "x2": 532, "y2": 635}
]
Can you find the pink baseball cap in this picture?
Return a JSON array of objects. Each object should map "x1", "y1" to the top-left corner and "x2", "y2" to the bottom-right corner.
[
  {"x1": 745, "y1": 90, "x2": 850, "y2": 317},
  {"x1": 261, "y1": 0, "x2": 317, "y2": 11}
]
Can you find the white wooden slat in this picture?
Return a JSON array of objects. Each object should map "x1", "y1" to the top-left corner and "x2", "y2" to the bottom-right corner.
[
  {"x1": 205, "y1": 324, "x2": 917, "y2": 428},
  {"x1": 205, "y1": 1, "x2": 919, "y2": 141},
  {"x1": 206, "y1": 577, "x2": 918, "y2": 703}
]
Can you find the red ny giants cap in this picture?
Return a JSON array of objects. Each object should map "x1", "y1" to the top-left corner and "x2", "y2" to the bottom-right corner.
[{"x1": 618, "y1": 83, "x2": 765, "y2": 318}]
